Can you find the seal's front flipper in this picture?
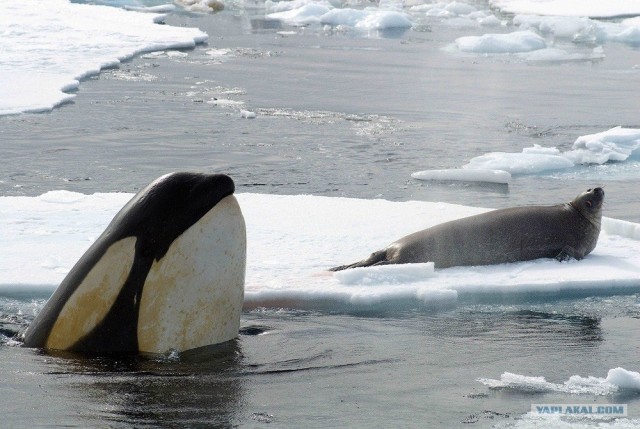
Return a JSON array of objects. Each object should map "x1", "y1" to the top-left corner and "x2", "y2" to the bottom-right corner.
[{"x1": 556, "y1": 246, "x2": 583, "y2": 262}]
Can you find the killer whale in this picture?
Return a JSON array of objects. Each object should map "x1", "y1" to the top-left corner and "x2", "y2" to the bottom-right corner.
[{"x1": 23, "y1": 172, "x2": 246, "y2": 355}]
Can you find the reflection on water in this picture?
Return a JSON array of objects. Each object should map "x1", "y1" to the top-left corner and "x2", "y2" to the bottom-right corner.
[
  {"x1": 417, "y1": 306, "x2": 604, "y2": 349},
  {"x1": 509, "y1": 309, "x2": 603, "y2": 342},
  {"x1": 250, "y1": 18, "x2": 283, "y2": 32},
  {"x1": 41, "y1": 342, "x2": 245, "y2": 428}
]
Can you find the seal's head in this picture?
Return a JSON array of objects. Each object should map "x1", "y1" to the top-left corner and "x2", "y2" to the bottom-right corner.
[{"x1": 570, "y1": 187, "x2": 604, "y2": 227}]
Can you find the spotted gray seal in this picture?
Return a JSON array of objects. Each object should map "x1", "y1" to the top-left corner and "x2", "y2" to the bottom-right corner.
[{"x1": 330, "y1": 187, "x2": 604, "y2": 270}]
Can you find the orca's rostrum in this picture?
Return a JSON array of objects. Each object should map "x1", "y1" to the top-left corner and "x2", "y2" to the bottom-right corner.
[{"x1": 23, "y1": 172, "x2": 246, "y2": 355}]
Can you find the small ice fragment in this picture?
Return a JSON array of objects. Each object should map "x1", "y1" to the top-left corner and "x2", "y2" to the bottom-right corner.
[{"x1": 411, "y1": 169, "x2": 511, "y2": 184}]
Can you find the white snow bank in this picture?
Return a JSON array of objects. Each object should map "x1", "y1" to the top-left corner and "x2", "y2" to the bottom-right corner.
[
  {"x1": 1, "y1": 191, "x2": 639, "y2": 311},
  {"x1": 410, "y1": 1, "x2": 504, "y2": 28},
  {"x1": 602, "y1": 217, "x2": 640, "y2": 241},
  {"x1": 450, "y1": 13, "x2": 640, "y2": 58},
  {"x1": 265, "y1": 0, "x2": 334, "y2": 14},
  {"x1": 490, "y1": 0, "x2": 640, "y2": 18},
  {"x1": 176, "y1": 0, "x2": 225, "y2": 13},
  {"x1": 479, "y1": 367, "x2": 640, "y2": 395},
  {"x1": 265, "y1": 0, "x2": 412, "y2": 30},
  {"x1": 455, "y1": 30, "x2": 546, "y2": 53},
  {"x1": 466, "y1": 127, "x2": 640, "y2": 174},
  {"x1": 464, "y1": 145, "x2": 574, "y2": 175},
  {"x1": 515, "y1": 14, "x2": 640, "y2": 45},
  {"x1": 564, "y1": 127, "x2": 640, "y2": 164},
  {"x1": 413, "y1": 127, "x2": 640, "y2": 178},
  {"x1": 514, "y1": 15, "x2": 594, "y2": 39},
  {"x1": 124, "y1": 4, "x2": 178, "y2": 13},
  {"x1": 0, "y1": 0, "x2": 207, "y2": 116},
  {"x1": 321, "y1": 9, "x2": 412, "y2": 30},
  {"x1": 266, "y1": 3, "x2": 332, "y2": 26}
]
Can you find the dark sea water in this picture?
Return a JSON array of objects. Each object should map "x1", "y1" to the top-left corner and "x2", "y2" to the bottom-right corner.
[{"x1": 2, "y1": 5, "x2": 640, "y2": 428}]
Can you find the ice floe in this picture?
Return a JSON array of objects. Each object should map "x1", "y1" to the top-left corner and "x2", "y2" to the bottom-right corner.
[
  {"x1": 413, "y1": 127, "x2": 640, "y2": 182},
  {"x1": 479, "y1": 367, "x2": 640, "y2": 395},
  {"x1": 0, "y1": 0, "x2": 206, "y2": 116},
  {"x1": 2, "y1": 188, "x2": 639, "y2": 311}
]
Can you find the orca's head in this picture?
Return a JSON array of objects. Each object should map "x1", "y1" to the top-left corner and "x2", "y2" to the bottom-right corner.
[{"x1": 110, "y1": 172, "x2": 236, "y2": 260}]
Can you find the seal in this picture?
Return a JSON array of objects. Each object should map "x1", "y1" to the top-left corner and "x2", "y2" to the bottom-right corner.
[
  {"x1": 22, "y1": 172, "x2": 246, "y2": 355},
  {"x1": 330, "y1": 187, "x2": 604, "y2": 271}
]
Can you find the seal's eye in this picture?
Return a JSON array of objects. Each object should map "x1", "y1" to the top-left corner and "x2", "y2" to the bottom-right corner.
[{"x1": 587, "y1": 188, "x2": 592, "y2": 192}]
